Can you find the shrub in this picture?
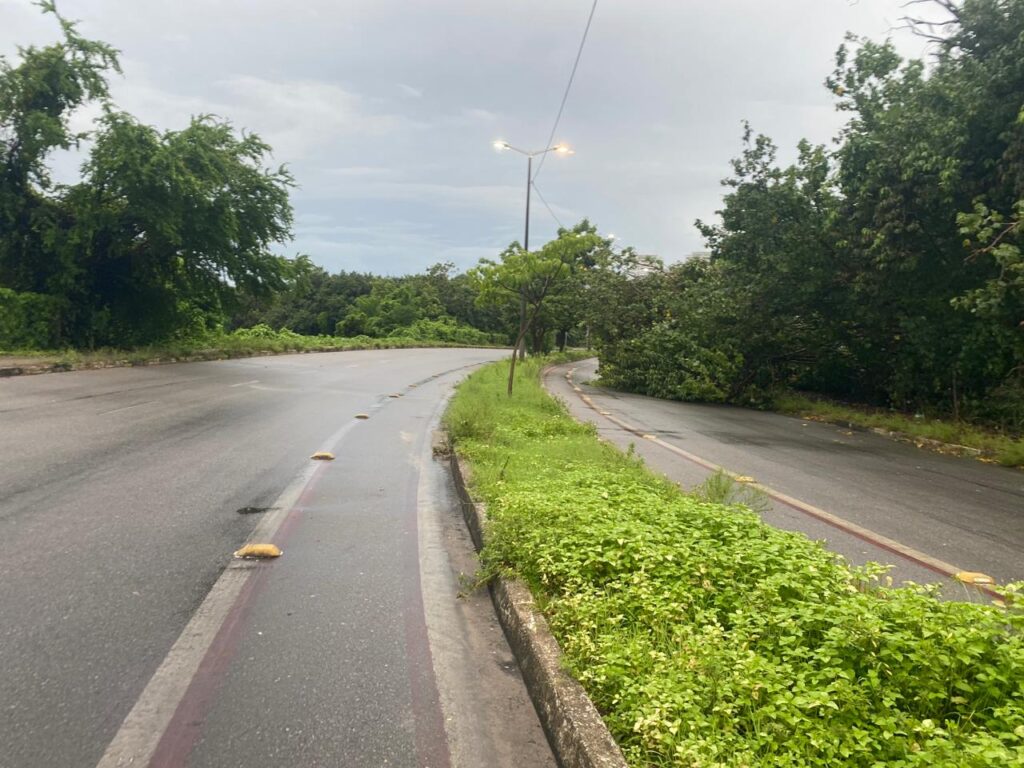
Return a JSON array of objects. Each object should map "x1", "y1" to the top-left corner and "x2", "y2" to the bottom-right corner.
[
  {"x1": 448, "y1": 358, "x2": 1024, "y2": 767},
  {"x1": 0, "y1": 288, "x2": 60, "y2": 349}
]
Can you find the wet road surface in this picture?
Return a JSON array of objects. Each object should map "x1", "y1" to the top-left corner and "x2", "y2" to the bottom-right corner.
[
  {"x1": 547, "y1": 359, "x2": 1024, "y2": 597},
  {"x1": 1, "y1": 349, "x2": 556, "y2": 768}
]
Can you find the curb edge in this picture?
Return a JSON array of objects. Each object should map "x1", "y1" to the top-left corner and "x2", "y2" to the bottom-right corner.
[{"x1": 448, "y1": 448, "x2": 628, "y2": 768}]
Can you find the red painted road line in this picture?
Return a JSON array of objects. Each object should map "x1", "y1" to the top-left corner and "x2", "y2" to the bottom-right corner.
[{"x1": 147, "y1": 465, "x2": 326, "y2": 767}]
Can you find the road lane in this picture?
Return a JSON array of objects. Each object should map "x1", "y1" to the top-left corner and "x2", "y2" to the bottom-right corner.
[
  {"x1": 0, "y1": 349, "x2": 555, "y2": 768},
  {"x1": 547, "y1": 359, "x2": 1024, "y2": 593}
]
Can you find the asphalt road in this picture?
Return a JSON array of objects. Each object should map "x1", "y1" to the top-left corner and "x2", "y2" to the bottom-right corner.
[
  {"x1": 0, "y1": 349, "x2": 556, "y2": 768},
  {"x1": 547, "y1": 359, "x2": 1024, "y2": 595}
]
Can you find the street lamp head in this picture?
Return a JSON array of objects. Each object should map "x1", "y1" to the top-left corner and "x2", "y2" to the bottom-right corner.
[
  {"x1": 554, "y1": 143, "x2": 574, "y2": 155},
  {"x1": 493, "y1": 140, "x2": 510, "y2": 151}
]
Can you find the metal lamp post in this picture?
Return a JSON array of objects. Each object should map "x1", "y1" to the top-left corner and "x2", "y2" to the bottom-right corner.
[{"x1": 492, "y1": 140, "x2": 574, "y2": 359}]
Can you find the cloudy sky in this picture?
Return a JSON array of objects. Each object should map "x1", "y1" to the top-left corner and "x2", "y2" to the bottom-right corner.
[{"x1": 1, "y1": 0, "x2": 935, "y2": 275}]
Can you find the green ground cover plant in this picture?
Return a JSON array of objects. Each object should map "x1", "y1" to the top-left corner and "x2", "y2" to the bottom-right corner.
[
  {"x1": 773, "y1": 391, "x2": 1024, "y2": 468},
  {"x1": 0, "y1": 324, "x2": 503, "y2": 370},
  {"x1": 445, "y1": 358, "x2": 1024, "y2": 767}
]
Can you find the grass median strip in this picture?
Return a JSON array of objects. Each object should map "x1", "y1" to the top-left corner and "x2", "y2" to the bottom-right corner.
[{"x1": 444, "y1": 358, "x2": 1024, "y2": 767}]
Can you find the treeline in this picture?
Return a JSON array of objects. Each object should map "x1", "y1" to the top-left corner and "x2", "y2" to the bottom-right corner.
[
  {"x1": 0, "y1": 5, "x2": 509, "y2": 351},
  {"x1": 593, "y1": 0, "x2": 1024, "y2": 430},
  {"x1": 0, "y1": 3, "x2": 298, "y2": 349},
  {"x1": 0, "y1": 4, "x2": 593, "y2": 353},
  {"x1": 6, "y1": 1, "x2": 1023, "y2": 432},
  {"x1": 229, "y1": 260, "x2": 510, "y2": 347}
]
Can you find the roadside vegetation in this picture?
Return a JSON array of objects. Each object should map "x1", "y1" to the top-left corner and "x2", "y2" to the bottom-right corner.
[
  {"x1": 588, "y1": 1, "x2": 1024, "y2": 445},
  {"x1": 4, "y1": 0, "x2": 1022, "y2": 478},
  {"x1": 0, "y1": 324, "x2": 503, "y2": 372},
  {"x1": 774, "y1": 391, "x2": 1024, "y2": 468},
  {"x1": 445, "y1": 358, "x2": 1024, "y2": 767}
]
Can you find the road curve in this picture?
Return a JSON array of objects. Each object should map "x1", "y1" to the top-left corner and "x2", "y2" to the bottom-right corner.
[
  {"x1": 0, "y1": 349, "x2": 555, "y2": 768},
  {"x1": 547, "y1": 359, "x2": 1024, "y2": 595}
]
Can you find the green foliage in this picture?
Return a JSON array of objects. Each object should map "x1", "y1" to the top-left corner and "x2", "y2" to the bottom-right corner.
[
  {"x1": 387, "y1": 317, "x2": 502, "y2": 346},
  {"x1": 0, "y1": 4, "x2": 294, "y2": 348},
  {"x1": 774, "y1": 390, "x2": 1024, "y2": 467},
  {"x1": 447, "y1": 359, "x2": 1024, "y2": 767},
  {"x1": 591, "y1": 0, "x2": 1024, "y2": 432},
  {"x1": 0, "y1": 323, "x2": 500, "y2": 369},
  {"x1": 471, "y1": 222, "x2": 609, "y2": 353},
  {"x1": 62, "y1": 111, "x2": 294, "y2": 345},
  {"x1": 600, "y1": 321, "x2": 742, "y2": 403},
  {"x1": 0, "y1": 286, "x2": 59, "y2": 348}
]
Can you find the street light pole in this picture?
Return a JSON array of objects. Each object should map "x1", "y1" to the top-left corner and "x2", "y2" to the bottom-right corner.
[
  {"x1": 492, "y1": 140, "x2": 573, "y2": 361},
  {"x1": 520, "y1": 154, "x2": 532, "y2": 360}
]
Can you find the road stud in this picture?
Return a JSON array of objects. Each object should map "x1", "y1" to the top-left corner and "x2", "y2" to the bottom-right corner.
[
  {"x1": 388, "y1": 393, "x2": 402, "y2": 398},
  {"x1": 310, "y1": 451, "x2": 335, "y2": 461},
  {"x1": 955, "y1": 571, "x2": 995, "y2": 586},
  {"x1": 734, "y1": 476, "x2": 756, "y2": 483},
  {"x1": 355, "y1": 413, "x2": 370, "y2": 420},
  {"x1": 234, "y1": 543, "x2": 282, "y2": 559}
]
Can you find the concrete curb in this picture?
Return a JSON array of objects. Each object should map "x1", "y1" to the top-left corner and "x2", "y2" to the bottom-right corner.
[{"x1": 448, "y1": 449, "x2": 628, "y2": 768}]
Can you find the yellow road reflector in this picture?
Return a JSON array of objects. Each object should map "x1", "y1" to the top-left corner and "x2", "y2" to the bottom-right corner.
[
  {"x1": 642, "y1": 434, "x2": 656, "y2": 440},
  {"x1": 355, "y1": 413, "x2": 370, "y2": 420},
  {"x1": 599, "y1": 410, "x2": 611, "y2": 415},
  {"x1": 310, "y1": 451, "x2": 335, "y2": 461},
  {"x1": 955, "y1": 571, "x2": 995, "y2": 586},
  {"x1": 388, "y1": 393, "x2": 402, "y2": 398},
  {"x1": 234, "y1": 543, "x2": 282, "y2": 559},
  {"x1": 734, "y1": 475, "x2": 756, "y2": 483}
]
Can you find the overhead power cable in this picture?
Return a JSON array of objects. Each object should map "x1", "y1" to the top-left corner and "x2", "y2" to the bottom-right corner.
[
  {"x1": 532, "y1": 0, "x2": 598, "y2": 183},
  {"x1": 530, "y1": 181, "x2": 565, "y2": 230}
]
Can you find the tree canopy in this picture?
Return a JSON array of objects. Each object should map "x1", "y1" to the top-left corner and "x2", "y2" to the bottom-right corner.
[{"x1": 0, "y1": 2, "x2": 295, "y2": 347}]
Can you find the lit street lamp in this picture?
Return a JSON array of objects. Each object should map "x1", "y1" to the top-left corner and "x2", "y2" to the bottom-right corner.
[{"x1": 492, "y1": 140, "x2": 574, "y2": 358}]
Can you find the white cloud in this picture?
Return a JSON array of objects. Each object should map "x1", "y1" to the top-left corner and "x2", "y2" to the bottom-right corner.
[
  {"x1": 1, "y1": 0, "x2": 932, "y2": 274},
  {"x1": 462, "y1": 107, "x2": 497, "y2": 122}
]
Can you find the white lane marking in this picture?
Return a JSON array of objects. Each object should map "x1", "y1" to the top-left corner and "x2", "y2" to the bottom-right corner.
[
  {"x1": 95, "y1": 417, "x2": 361, "y2": 768},
  {"x1": 229, "y1": 379, "x2": 260, "y2": 388},
  {"x1": 416, "y1": 385, "x2": 466, "y2": 761},
  {"x1": 98, "y1": 401, "x2": 156, "y2": 415}
]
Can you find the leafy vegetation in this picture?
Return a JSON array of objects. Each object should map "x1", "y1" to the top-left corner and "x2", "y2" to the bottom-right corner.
[
  {"x1": 0, "y1": 324, "x2": 500, "y2": 371},
  {"x1": 591, "y1": 0, "x2": 1024, "y2": 437},
  {"x1": 469, "y1": 222, "x2": 608, "y2": 393},
  {"x1": 446, "y1": 358, "x2": 1024, "y2": 767},
  {"x1": 774, "y1": 391, "x2": 1024, "y2": 467},
  {"x1": 0, "y1": 6, "x2": 510, "y2": 355},
  {"x1": 1, "y1": 3, "x2": 294, "y2": 347}
]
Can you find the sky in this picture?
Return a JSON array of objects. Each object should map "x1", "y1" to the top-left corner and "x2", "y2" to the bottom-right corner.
[{"x1": 0, "y1": 0, "x2": 938, "y2": 275}]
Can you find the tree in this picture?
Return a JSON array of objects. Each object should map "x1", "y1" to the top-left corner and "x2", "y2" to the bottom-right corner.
[
  {"x1": 472, "y1": 225, "x2": 604, "y2": 395},
  {"x1": 60, "y1": 111, "x2": 295, "y2": 344},
  {"x1": 0, "y1": 3, "x2": 298, "y2": 347},
  {"x1": 0, "y1": 1, "x2": 119, "y2": 305}
]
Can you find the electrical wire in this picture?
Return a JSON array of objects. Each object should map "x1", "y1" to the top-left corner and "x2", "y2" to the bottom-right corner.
[
  {"x1": 531, "y1": 0, "x2": 598, "y2": 183},
  {"x1": 531, "y1": 181, "x2": 565, "y2": 230}
]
